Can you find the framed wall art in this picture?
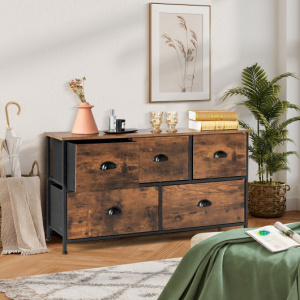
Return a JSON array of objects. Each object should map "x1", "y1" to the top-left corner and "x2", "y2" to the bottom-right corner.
[{"x1": 150, "y1": 3, "x2": 211, "y2": 103}]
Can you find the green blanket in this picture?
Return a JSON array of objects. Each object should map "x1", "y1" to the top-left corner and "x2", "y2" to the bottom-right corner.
[{"x1": 159, "y1": 223, "x2": 300, "y2": 300}]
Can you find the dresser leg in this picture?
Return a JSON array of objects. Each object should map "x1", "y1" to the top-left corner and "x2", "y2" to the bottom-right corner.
[
  {"x1": 46, "y1": 230, "x2": 51, "y2": 242},
  {"x1": 62, "y1": 238, "x2": 68, "y2": 255}
]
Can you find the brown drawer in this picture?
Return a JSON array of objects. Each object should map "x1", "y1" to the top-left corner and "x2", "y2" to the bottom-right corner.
[
  {"x1": 67, "y1": 187, "x2": 158, "y2": 239},
  {"x1": 68, "y1": 142, "x2": 139, "y2": 192},
  {"x1": 135, "y1": 136, "x2": 189, "y2": 183},
  {"x1": 193, "y1": 133, "x2": 247, "y2": 179},
  {"x1": 162, "y1": 180, "x2": 245, "y2": 230}
]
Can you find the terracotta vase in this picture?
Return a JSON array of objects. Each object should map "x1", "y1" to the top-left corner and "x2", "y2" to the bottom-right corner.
[{"x1": 71, "y1": 102, "x2": 98, "y2": 135}]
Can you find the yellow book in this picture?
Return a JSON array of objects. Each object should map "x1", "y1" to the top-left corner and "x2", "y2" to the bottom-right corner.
[
  {"x1": 188, "y1": 110, "x2": 237, "y2": 121},
  {"x1": 189, "y1": 120, "x2": 239, "y2": 131}
]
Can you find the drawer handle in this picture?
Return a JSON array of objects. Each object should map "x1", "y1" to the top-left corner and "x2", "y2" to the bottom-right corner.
[
  {"x1": 106, "y1": 206, "x2": 122, "y2": 216},
  {"x1": 197, "y1": 199, "x2": 212, "y2": 208},
  {"x1": 213, "y1": 151, "x2": 228, "y2": 159},
  {"x1": 153, "y1": 154, "x2": 168, "y2": 162},
  {"x1": 100, "y1": 161, "x2": 117, "y2": 170}
]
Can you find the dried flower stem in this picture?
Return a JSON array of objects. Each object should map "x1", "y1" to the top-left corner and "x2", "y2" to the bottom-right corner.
[
  {"x1": 162, "y1": 34, "x2": 184, "y2": 85},
  {"x1": 190, "y1": 30, "x2": 198, "y2": 92},
  {"x1": 162, "y1": 16, "x2": 198, "y2": 92},
  {"x1": 69, "y1": 77, "x2": 87, "y2": 103}
]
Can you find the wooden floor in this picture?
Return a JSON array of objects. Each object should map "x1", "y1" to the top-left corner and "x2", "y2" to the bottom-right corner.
[{"x1": 0, "y1": 211, "x2": 299, "y2": 299}]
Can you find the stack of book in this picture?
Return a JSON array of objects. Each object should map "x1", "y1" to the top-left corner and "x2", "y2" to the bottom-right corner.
[{"x1": 188, "y1": 110, "x2": 239, "y2": 131}]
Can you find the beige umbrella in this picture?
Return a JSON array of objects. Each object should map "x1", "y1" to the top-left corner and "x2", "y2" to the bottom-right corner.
[
  {"x1": 0, "y1": 139, "x2": 6, "y2": 178},
  {"x1": 3, "y1": 102, "x2": 22, "y2": 178}
]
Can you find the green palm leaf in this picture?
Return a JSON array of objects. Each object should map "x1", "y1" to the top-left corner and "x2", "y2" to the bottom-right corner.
[
  {"x1": 221, "y1": 87, "x2": 251, "y2": 101},
  {"x1": 222, "y1": 63, "x2": 299, "y2": 183},
  {"x1": 270, "y1": 72, "x2": 298, "y2": 85},
  {"x1": 279, "y1": 116, "x2": 300, "y2": 130}
]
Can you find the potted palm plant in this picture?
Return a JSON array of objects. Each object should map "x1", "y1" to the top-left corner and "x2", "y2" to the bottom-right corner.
[{"x1": 222, "y1": 63, "x2": 300, "y2": 217}]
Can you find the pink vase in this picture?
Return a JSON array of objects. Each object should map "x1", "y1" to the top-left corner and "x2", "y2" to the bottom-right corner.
[{"x1": 71, "y1": 102, "x2": 99, "y2": 135}]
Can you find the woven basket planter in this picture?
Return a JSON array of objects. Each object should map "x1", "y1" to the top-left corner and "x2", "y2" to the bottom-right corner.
[
  {"x1": 0, "y1": 161, "x2": 39, "y2": 248},
  {"x1": 248, "y1": 182, "x2": 290, "y2": 218}
]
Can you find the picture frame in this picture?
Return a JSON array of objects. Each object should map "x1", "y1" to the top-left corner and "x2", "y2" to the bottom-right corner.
[{"x1": 150, "y1": 3, "x2": 211, "y2": 103}]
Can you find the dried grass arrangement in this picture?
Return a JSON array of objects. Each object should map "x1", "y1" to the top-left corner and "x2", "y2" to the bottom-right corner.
[
  {"x1": 162, "y1": 16, "x2": 199, "y2": 93},
  {"x1": 69, "y1": 77, "x2": 86, "y2": 103}
]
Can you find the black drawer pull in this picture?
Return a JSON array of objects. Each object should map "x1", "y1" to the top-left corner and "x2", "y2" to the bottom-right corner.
[
  {"x1": 100, "y1": 161, "x2": 117, "y2": 170},
  {"x1": 197, "y1": 199, "x2": 212, "y2": 208},
  {"x1": 106, "y1": 206, "x2": 122, "y2": 216},
  {"x1": 213, "y1": 151, "x2": 228, "y2": 159},
  {"x1": 153, "y1": 154, "x2": 168, "y2": 162}
]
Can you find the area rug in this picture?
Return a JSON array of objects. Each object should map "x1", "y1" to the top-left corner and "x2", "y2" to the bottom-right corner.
[{"x1": 0, "y1": 258, "x2": 181, "y2": 300}]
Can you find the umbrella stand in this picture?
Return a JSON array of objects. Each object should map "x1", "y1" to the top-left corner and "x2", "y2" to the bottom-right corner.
[{"x1": 4, "y1": 102, "x2": 22, "y2": 177}]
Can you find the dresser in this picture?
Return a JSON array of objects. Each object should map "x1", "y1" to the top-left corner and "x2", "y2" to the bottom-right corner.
[{"x1": 45, "y1": 129, "x2": 249, "y2": 254}]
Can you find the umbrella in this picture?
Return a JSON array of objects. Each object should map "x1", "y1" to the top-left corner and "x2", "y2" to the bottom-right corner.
[
  {"x1": 3, "y1": 102, "x2": 22, "y2": 178},
  {"x1": 0, "y1": 139, "x2": 6, "y2": 178}
]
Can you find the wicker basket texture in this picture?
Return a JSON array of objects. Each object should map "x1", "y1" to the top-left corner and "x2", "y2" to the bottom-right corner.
[
  {"x1": 248, "y1": 182, "x2": 290, "y2": 218},
  {"x1": 0, "y1": 161, "x2": 39, "y2": 248}
]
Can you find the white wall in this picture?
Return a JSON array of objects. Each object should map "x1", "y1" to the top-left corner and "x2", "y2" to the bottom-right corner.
[
  {"x1": 277, "y1": 0, "x2": 300, "y2": 210},
  {"x1": 0, "y1": 0, "x2": 299, "y2": 209}
]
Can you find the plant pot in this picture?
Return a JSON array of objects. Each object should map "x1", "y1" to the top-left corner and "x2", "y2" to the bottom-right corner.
[
  {"x1": 248, "y1": 182, "x2": 290, "y2": 218},
  {"x1": 72, "y1": 102, "x2": 98, "y2": 135}
]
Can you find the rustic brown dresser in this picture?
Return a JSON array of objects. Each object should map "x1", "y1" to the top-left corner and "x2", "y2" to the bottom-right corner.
[{"x1": 45, "y1": 129, "x2": 249, "y2": 254}]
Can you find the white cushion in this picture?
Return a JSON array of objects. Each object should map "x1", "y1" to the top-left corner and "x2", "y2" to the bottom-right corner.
[
  {"x1": 191, "y1": 224, "x2": 293, "y2": 248},
  {"x1": 191, "y1": 232, "x2": 222, "y2": 248}
]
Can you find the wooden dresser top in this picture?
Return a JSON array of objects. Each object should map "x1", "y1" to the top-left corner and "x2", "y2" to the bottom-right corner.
[{"x1": 44, "y1": 129, "x2": 250, "y2": 141}]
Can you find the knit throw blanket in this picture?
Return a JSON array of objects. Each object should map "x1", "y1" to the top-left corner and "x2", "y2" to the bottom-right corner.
[
  {"x1": 0, "y1": 177, "x2": 50, "y2": 255},
  {"x1": 159, "y1": 223, "x2": 300, "y2": 300}
]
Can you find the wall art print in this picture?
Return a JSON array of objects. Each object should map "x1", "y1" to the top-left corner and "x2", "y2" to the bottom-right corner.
[{"x1": 150, "y1": 4, "x2": 211, "y2": 102}]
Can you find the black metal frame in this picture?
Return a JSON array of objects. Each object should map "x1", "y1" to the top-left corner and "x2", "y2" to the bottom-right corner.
[
  {"x1": 46, "y1": 137, "x2": 51, "y2": 242},
  {"x1": 45, "y1": 133, "x2": 249, "y2": 254},
  {"x1": 62, "y1": 141, "x2": 68, "y2": 254},
  {"x1": 244, "y1": 132, "x2": 249, "y2": 227}
]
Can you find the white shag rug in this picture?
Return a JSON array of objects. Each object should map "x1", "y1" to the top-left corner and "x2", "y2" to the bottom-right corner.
[{"x1": 0, "y1": 258, "x2": 181, "y2": 300}]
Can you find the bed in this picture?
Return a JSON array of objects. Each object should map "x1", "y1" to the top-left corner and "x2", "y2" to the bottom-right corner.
[{"x1": 158, "y1": 223, "x2": 300, "y2": 300}]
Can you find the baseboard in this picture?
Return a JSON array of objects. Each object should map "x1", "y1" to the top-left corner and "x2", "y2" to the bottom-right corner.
[{"x1": 286, "y1": 197, "x2": 300, "y2": 211}]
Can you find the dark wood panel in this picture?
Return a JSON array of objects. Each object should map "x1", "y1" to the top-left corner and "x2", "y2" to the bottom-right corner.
[
  {"x1": 193, "y1": 133, "x2": 247, "y2": 179},
  {"x1": 162, "y1": 180, "x2": 245, "y2": 230},
  {"x1": 75, "y1": 142, "x2": 139, "y2": 192},
  {"x1": 45, "y1": 129, "x2": 251, "y2": 141},
  {"x1": 51, "y1": 139, "x2": 62, "y2": 183},
  {"x1": 50, "y1": 185, "x2": 63, "y2": 233},
  {"x1": 67, "y1": 187, "x2": 159, "y2": 239},
  {"x1": 135, "y1": 136, "x2": 189, "y2": 183}
]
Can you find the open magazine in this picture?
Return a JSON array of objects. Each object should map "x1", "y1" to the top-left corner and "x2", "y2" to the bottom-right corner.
[{"x1": 246, "y1": 222, "x2": 300, "y2": 253}]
